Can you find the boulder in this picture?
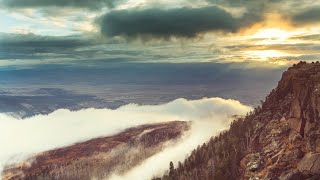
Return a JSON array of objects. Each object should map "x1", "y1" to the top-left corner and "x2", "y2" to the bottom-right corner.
[
  {"x1": 279, "y1": 169, "x2": 303, "y2": 180},
  {"x1": 281, "y1": 148, "x2": 304, "y2": 163},
  {"x1": 245, "y1": 153, "x2": 264, "y2": 172},
  {"x1": 240, "y1": 156, "x2": 248, "y2": 170},
  {"x1": 289, "y1": 130, "x2": 303, "y2": 145},
  {"x1": 306, "y1": 174, "x2": 320, "y2": 180},
  {"x1": 290, "y1": 148, "x2": 305, "y2": 159},
  {"x1": 280, "y1": 123, "x2": 291, "y2": 135},
  {"x1": 289, "y1": 98, "x2": 301, "y2": 118},
  {"x1": 316, "y1": 138, "x2": 320, "y2": 153},
  {"x1": 288, "y1": 118, "x2": 302, "y2": 134},
  {"x1": 297, "y1": 153, "x2": 320, "y2": 174}
]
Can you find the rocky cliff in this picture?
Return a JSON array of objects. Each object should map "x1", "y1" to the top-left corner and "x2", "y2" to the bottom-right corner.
[
  {"x1": 2, "y1": 121, "x2": 189, "y2": 180},
  {"x1": 158, "y1": 62, "x2": 320, "y2": 180},
  {"x1": 242, "y1": 61, "x2": 320, "y2": 179}
]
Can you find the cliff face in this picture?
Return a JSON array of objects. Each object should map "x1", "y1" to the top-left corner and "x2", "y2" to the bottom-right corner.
[
  {"x1": 263, "y1": 62, "x2": 320, "y2": 138},
  {"x1": 159, "y1": 62, "x2": 320, "y2": 180},
  {"x1": 242, "y1": 62, "x2": 320, "y2": 179},
  {"x1": 2, "y1": 121, "x2": 189, "y2": 180}
]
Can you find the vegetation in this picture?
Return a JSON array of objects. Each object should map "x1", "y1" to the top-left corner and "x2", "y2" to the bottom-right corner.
[{"x1": 156, "y1": 106, "x2": 263, "y2": 180}]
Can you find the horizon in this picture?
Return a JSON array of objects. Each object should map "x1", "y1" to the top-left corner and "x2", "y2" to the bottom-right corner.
[{"x1": 1, "y1": 0, "x2": 320, "y2": 179}]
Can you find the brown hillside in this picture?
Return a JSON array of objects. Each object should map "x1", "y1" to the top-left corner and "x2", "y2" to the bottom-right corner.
[{"x1": 3, "y1": 121, "x2": 190, "y2": 180}]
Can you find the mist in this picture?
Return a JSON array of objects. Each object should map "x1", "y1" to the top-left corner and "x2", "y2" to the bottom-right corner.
[
  {"x1": 108, "y1": 98, "x2": 252, "y2": 180},
  {"x1": 0, "y1": 97, "x2": 252, "y2": 178}
]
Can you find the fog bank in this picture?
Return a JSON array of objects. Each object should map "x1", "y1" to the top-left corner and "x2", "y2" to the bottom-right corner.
[
  {"x1": 108, "y1": 98, "x2": 252, "y2": 180},
  {"x1": 0, "y1": 97, "x2": 252, "y2": 178}
]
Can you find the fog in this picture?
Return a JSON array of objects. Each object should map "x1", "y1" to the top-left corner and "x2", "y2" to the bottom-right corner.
[
  {"x1": 0, "y1": 97, "x2": 252, "y2": 178},
  {"x1": 108, "y1": 98, "x2": 252, "y2": 180}
]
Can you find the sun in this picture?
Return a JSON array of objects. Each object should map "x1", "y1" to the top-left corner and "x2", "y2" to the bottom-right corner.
[
  {"x1": 243, "y1": 28, "x2": 302, "y2": 63},
  {"x1": 251, "y1": 28, "x2": 292, "y2": 45},
  {"x1": 253, "y1": 28, "x2": 289, "y2": 39},
  {"x1": 245, "y1": 50, "x2": 290, "y2": 61}
]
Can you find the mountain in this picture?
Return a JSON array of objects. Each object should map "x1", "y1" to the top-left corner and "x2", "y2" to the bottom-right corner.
[
  {"x1": 0, "y1": 88, "x2": 126, "y2": 118},
  {"x1": 2, "y1": 121, "x2": 189, "y2": 180},
  {"x1": 158, "y1": 61, "x2": 320, "y2": 180},
  {"x1": 3, "y1": 62, "x2": 319, "y2": 180}
]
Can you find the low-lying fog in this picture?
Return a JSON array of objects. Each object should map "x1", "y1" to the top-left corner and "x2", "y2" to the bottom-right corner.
[{"x1": 0, "y1": 97, "x2": 252, "y2": 179}]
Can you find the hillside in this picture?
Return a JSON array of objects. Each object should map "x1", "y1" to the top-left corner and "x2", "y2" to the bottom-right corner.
[
  {"x1": 2, "y1": 121, "x2": 189, "y2": 180},
  {"x1": 158, "y1": 61, "x2": 320, "y2": 180}
]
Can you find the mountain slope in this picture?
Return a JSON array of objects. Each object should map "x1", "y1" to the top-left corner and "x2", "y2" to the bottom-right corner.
[
  {"x1": 158, "y1": 61, "x2": 320, "y2": 180},
  {"x1": 2, "y1": 121, "x2": 189, "y2": 180}
]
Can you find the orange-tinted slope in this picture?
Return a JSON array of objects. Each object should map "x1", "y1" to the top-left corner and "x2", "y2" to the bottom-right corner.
[{"x1": 3, "y1": 121, "x2": 190, "y2": 180}]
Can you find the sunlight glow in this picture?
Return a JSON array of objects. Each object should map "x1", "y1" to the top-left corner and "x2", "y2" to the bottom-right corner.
[
  {"x1": 252, "y1": 28, "x2": 292, "y2": 45},
  {"x1": 246, "y1": 50, "x2": 291, "y2": 61}
]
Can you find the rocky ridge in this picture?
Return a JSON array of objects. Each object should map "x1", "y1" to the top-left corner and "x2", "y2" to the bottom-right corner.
[
  {"x1": 158, "y1": 62, "x2": 320, "y2": 180},
  {"x1": 241, "y1": 61, "x2": 320, "y2": 179}
]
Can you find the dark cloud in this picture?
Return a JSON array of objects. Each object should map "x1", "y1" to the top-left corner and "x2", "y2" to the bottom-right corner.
[
  {"x1": 0, "y1": 33, "x2": 90, "y2": 49},
  {"x1": 1, "y1": 0, "x2": 122, "y2": 10},
  {"x1": 207, "y1": 0, "x2": 275, "y2": 18},
  {"x1": 98, "y1": 6, "x2": 262, "y2": 39},
  {"x1": 97, "y1": 1, "x2": 319, "y2": 39},
  {"x1": 291, "y1": 6, "x2": 320, "y2": 25},
  {"x1": 0, "y1": 33, "x2": 93, "y2": 59},
  {"x1": 0, "y1": 33, "x2": 146, "y2": 61},
  {"x1": 210, "y1": 0, "x2": 320, "y2": 27},
  {"x1": 207, "y1": 0, "x2": 273, "y2": 10}
]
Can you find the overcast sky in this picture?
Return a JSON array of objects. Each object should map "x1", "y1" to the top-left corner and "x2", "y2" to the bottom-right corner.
[{"x1": 0, "y1": 0, "x2": 319, "y2": 69}]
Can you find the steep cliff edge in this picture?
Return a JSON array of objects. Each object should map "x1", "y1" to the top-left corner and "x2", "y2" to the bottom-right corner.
[
  {"x1": 263, "y1": 61, "x2": 320, "y2": 138},
  {"x1": 242, "y1": 61, "x2": 320, "y2": 179},
  {"x1": 159, "y1": 62, "x2": 320, "y2": 180}
]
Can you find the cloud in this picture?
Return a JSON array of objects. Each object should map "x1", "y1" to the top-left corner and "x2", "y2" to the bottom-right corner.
[
  {"x1": 291, "y1": 6, "x2": 320, "y2": 25},
  {"x1": 225, "y1": 43, "x2": 320, "y2": 53},
  {"x1": 109, "y1": 121, "x2": 218, "y2": 180},
  {"x1": 207, "y1": 0, "x2": 320, "y2": 28},
  {"x1": 0, "y1": 97, "x2": 252, "y2": 179},
  {"x1": 98, "y1": 6, "x2": 262, "y2": 39},
  {"x1": 0, "y1": 33, "x2": 91, "y2": 49},
  {"x1": 290, "y1": 34, "x2": 320, "y2": 41},
  {"x1": 3, "y1": 0, "x2": 320, "y2": 40},
  {"x1": 273, "y1": 54, "x2": 320, "y2": 62},
  {"x1": 0, "y1": 33, "x2": 154, "y2": 63},
  {"x1": 1, "y1": 0, "x2": 124, "y2": 10},
  {"x1": 0, "y1": 33, "x2": 95, "y2": 60},
  {"x1": 108, "y1": 98, "x2": 251, "y2": 180}
]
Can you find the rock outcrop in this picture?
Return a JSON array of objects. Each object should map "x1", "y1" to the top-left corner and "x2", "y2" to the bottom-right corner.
[
  {"x1": 241, "y1": 62, "x2": 320, "y2": 179},
  {"x1": 158, "y1": 62, "x2": 320, "y2": 180},
  {"x1": 297, "y1": 153, "x2": 320, "y2": 174},
  {"x1": 264, "y1": 61, "x2": 320, "y2": 138}
]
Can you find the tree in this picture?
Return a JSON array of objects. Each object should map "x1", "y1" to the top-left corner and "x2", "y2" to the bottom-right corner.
[{"x1": 169, "y1": 161, "x2": 175, "y2": 177}]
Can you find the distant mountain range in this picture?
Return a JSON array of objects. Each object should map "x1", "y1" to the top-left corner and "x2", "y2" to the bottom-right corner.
[{"x1": 0, "y1": 88, "x2": 126, "y2": 118}]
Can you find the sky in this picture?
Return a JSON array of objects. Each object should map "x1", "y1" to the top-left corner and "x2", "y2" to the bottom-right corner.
[
  {"x1": 0, "y1": 0, "x2": 319, "y2": 68},
  {"x1": 0, "y1": 0, "x2": 319, "y2": 113},
  {"x1": 1, "y1": 1, "x2": 319, "y2": 177}
]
